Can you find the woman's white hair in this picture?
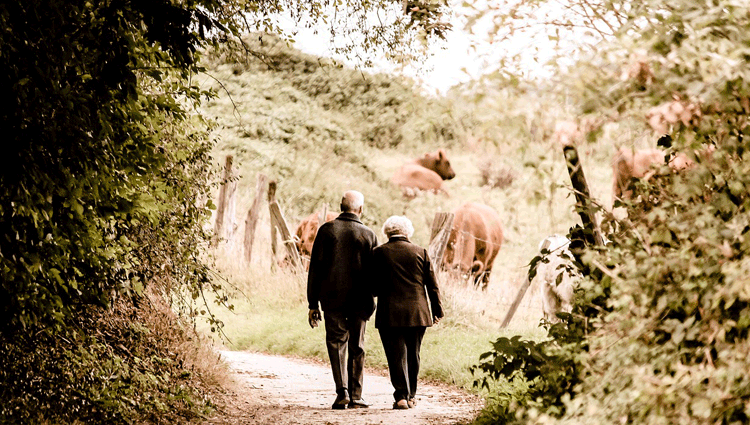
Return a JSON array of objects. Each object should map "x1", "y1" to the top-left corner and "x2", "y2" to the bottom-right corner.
[{"x1": 382, "y1": 215, "x2": 414, "y2": 238}]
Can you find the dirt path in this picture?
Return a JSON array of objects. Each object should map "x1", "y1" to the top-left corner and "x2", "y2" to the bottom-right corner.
[{"x1": 207, "y1": 350, "x2": 483, "y2": 425}]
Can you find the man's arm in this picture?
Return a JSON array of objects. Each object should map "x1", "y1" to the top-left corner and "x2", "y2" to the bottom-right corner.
[{"x1": 307, "y1": 225, "x2": 331, "y2": 311}]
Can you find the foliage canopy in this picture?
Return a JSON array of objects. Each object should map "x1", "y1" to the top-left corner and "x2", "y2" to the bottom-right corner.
[
  {"x1": 0, "y1": 0, "x2": 450, "y2": 421},
  {"x1": 469, "y1": 1, "x2": 750, "y2": 424}
]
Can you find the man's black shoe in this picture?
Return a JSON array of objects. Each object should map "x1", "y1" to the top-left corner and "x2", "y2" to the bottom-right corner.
[
  {"x1": 348, "y1": 398, "x2": 370, "y2": 409},
  {"x1": 332, "y1": 392, "x2": 350, "y2": 410}
]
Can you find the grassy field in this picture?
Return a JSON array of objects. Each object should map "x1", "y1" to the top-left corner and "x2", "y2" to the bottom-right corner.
[
  {"x1": 201, "y1": 255, "x2": 546, "y2": 390},
  {"x1": 195, "y1": 35, "x2": 655, "y2": 393}
]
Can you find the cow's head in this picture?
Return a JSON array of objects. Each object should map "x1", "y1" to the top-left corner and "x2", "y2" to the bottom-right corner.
[
  {"x1": 295, "y1": 220, "x2": 318, "y2": 257},
  {"x1": 441, "y1": 228, "x2": 471, "y2": 275},
  {"x1": 420, "y1": 149, "x2": 456, "y2": 180}
]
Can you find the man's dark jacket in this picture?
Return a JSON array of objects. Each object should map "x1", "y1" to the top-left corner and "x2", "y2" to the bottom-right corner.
[
  {"x1": 371, "y1": 236, "x2": 443, "y2": 328},
  {"x1": 307, "y1": 212, "x2": 378, "y2": 319}
]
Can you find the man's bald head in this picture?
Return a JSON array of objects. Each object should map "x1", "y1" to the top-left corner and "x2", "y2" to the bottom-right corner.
[{"x1": 341, "y1": 190, "x2": 364, "y2": 216}]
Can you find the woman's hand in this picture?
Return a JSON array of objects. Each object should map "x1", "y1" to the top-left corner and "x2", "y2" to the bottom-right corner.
[{"x1": 433, "y1": 316, "x2": 441, "y2": 325}]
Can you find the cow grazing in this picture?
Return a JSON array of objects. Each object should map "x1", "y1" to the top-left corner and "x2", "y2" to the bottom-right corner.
[
  {"x1": 646, "y1": 99, "x2": 700, "y2": 135},
  {"x1": 612, "y1": 145, "x2": 713, "y2": 201},
  {"x1": 294, "y1": 211, "x2": 338, "y2": 260},
  {"x1": 534, "y1": 235, "x2": 578, "y2": 322},
  {"x1": 552, "y1": 117, "x2": 607, "y2": 147},
  {"x1": 442, "y1": 202, "x2": 503, "y2": 290},
  {"x1": 391, "y1": 149, "x2": 456, "y2": 197}
]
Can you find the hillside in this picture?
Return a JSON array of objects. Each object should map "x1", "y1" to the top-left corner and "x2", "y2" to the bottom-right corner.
[{"x1": 199, "y1": 34, "x2": 631, "y2": 313}]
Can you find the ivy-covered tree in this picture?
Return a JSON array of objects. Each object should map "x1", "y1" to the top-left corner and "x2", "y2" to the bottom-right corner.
[
  {"x1": 0, "y1": 0, "x2": 449, "y2": 422},
  {"x1": 469, "y1": 1, "x2": 750, "y2": 424}
]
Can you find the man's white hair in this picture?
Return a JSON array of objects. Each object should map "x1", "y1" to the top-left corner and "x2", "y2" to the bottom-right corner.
[
  {"x1": 341, "y1": 190, "x2": 364, "y2": 212},
  {"x1": 382, "y1": 215, "x2": 414, "y2": 238}
]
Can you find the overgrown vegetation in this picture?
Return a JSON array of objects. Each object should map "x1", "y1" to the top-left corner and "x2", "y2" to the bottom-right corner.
[
  {"x1": 0, "y1": 0, "x2": 453, "y2": 422},
  {"x1": 202, "y1": 33, "x2": 466, "y2": 235},
  {"x1": 0, "y1": 292, "x2": 227, "y2": 424},
  {"x1": 467, "y1": 1, "x2": 750, "y2": 423}
]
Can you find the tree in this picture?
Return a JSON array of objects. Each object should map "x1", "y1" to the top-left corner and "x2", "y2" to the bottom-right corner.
[
  {"x1": 468, "y1": 1, "x2": 750, "y2": 423},
  {"x1": 0, "y1": 0, "x2": 449, "y2": 331},
  {"x1": 0, "y1": 0, "x2": 450, "y2": 421}
]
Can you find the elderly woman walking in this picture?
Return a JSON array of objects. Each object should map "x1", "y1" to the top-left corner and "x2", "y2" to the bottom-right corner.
[{"x1": 371, "y1": 215, "x2": 444, "y2": 410}]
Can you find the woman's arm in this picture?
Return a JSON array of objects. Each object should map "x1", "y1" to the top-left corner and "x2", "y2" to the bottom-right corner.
[{"x1": 423, "y1": 249, "x2": 443, "y2": 319}]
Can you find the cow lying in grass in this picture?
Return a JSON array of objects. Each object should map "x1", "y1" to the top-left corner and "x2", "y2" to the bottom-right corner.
[{"x1": 391, "y1": 149, "x2": 456, "y2": 197}]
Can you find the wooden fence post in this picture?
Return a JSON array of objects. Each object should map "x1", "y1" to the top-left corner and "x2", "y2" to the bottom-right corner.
[
  {"x1": 501, "y1": 145, "x2": 603, "y2": 328},
  {"x1": 428, "y1": 212, "x2": 454, "y2": 267},
  {"x1": 318, "y1": 204, "x2": 329, "y2": 229},
  {"x1": 563, "y1": 145, "x2": 604, "y2": 247},
  {"x1": 268, "y1": 205, "x2": 302, "y2": 272},
  {"x1": 268, "y1": 180, "x2": 278, "y2": 259},
  {"x1": 500, "y1": 277, "x2": 532, "y2": 328},
  {"x1": 212, "y1": 155, "x2": 234, "y2": 247},
  {"x1": 224, "y1": 174, "x2": 238, "y2": 251},
  {"x1": 243, "y1": 173, "x2": 268, "y2": 264},
  {"x1": 266, "y1": 180, "x2": 302, "y2": 272}
]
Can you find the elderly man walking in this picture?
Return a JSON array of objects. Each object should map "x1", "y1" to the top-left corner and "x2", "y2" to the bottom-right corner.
[{"x1": 307, "y1": 190, "x2": 378, "y2": 410}]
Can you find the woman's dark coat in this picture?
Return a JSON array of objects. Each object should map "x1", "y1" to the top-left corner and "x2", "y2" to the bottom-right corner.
[{"x1": 371, "y1": 236, "x2": 443, "y2": 328}]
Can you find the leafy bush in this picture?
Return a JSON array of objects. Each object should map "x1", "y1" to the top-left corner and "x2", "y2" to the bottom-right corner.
[
  {"x1": 468, "y1": 1, "x2": 750, "y2": 423},
  {"x1": 0, "y1": 1, "x2": 233, "y2": 421},
  {"x1": 206, "y1": 34, "x2": 461, "y2": 151},
  {"x1": 0, "y1": 293, "x2": 226, "y2": 424},
  {"x1": 478, "y1": 160, "x2": 516, "y2": 190}
]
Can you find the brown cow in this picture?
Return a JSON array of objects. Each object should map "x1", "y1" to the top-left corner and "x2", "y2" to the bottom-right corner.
[
  {"x1": 294, "y1": 211, "x2": 338, "y2": 260},
  {"x1": 442, "y1": 202, "x2": 504, "y2": 290},
  {"x1": 391, "y1": 149, "x2": 456, "y2": 197},
  {"x1": 646, "y1": 100, "x2": 701, "y2": 135},
  {"x1": 612, "y1": 146, "x2": 713, "y2": 201}
]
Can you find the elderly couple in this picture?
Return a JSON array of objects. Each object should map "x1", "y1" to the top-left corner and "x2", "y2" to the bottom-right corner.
[{"x1": 306, "y1": 190, "x2": 444, "y2": 410}]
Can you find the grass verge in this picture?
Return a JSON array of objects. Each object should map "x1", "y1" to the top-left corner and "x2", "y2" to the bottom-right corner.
[{"x1": 199, "y1": 256, "x2": 546, "y2": 392}]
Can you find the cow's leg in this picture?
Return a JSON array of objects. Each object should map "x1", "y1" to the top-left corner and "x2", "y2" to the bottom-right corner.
[
  {"x1": 460, "y1": 238, "x2": 477, "y2": 286},
  {"x1": 480, "y1": 269, "x2": 491, "y2": 291}
]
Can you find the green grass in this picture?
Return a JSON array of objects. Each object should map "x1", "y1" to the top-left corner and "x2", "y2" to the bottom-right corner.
[{"x1": 199, "y1": 258, "x2": 546, "y2": 391}]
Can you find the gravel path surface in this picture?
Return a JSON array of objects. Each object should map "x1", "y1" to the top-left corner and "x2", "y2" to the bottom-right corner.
[{"x1": 207, "y1": 350, "x2": 482, "y2": 425}]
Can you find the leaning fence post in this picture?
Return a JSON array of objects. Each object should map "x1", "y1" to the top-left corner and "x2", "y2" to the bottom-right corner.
[
  {"x1": 317, "y1": 204, "x2": 329, "y2": 230},
  {"x1": 428, "y1": 212, "x2": 454, "y2": 267},
  {"x1": 267, "y1": 181, "x2": 302, "y2": 272},
  {"x1": 563, "y1": 144, "x2": 604, "y2": 247},
  {"x1": 500, "y1": 277, "x2": 533, "y2": 328},
  {"x1": 268, "y1": 180, "x2": 278, "y2": 260},
  {"x1": 501, "y1": 144, "x2": 604, "y2": 328},
  {"x1": 243, "y1": 173, "x2": 268, "y2": 264}
]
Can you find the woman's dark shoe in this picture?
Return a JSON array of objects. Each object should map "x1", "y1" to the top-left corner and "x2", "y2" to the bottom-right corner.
[
  {"x1": 393, "y1": 399, "x2": 409, "y2": 410},
  {"x1": 407, "y1": 398, "x2": 417, "y2": 408},
  {"x1": 332, "y1": 391, "x2": 350, "y2": 410}
]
